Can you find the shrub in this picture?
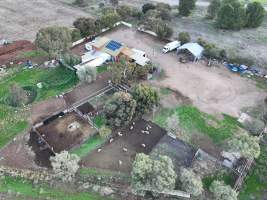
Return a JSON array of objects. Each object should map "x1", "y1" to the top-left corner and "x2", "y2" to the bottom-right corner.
[
  {"x1": 210, "y1": 181, "x2": 238, "y2": 200},
  {"x1": 154, "y1": 19, "x2": 173, "y2": 39},
  {"x1": 132, "y1": 154, "x2": 177, "y2": 196},
  {"x1": 179, "y1": 0, "x2": 196, "y2": 16},
  {"x1": 99, "y1": 11, "x2": 121, "y2": 28},
  {"x1": 62, "y1": 53, "x2": 81, "y2": 67},
  {"x1": 178, "y1": 32, "x2": 191, "y2": 45},
  {"x1": 227, "y1": 131, "x2": 260, "y2": 159},
  {"x1": 116, "y1": 5, "x2": 135, "y2": 19},
  {"x1": 99, "y1": 127, "x2": 112, "y2": 138},
  {"x1": 142, "y1": 3, "x2": 156, "y2": 14},
  {"x1": 110, "y1": 0, "x2": 119, "y2": 7},
  {"x1": 50, "y1": 151, "x2": 80, "y2": 182},
  {"x1": 76, "y1": 67, "x2": 97, "y2": 83},
  {"x1": 180, "y1": 168, "x2": 203, "y2": 196},
  {"x1": 246, "y1": 2, "x2": 266, "y2": 28},
  {"x1": 7, "y1": 84, "x2": 28, "y2": 107}
]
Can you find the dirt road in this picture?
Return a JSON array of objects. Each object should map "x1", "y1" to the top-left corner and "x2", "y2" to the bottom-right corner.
[
  {"x1": 0, "y1": 0, "x2": 90, "y2": 41},
  {"x1": 104, "y1": 27, "x2": 267, "y2": 117}
]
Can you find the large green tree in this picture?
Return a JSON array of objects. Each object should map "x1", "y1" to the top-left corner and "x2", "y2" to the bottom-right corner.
[
  {"x1": 73, "y1": 17, "x2": 99, "y2": 38},
  {"x1": 131, "y1": 153, "x2": 177, "y2": 196},
  {"x1": 104, "y1": 92, "x2": 136, "y2": 127},
  {"x1": 179, "y1": 0, "x2": 196, "y2": 16},
  {"x1": 99, "y1": 10, "x2": 121, "y2": 28},
  {"x1": 153, "y1": 19, "x2": 173, "y2": 39},
  {"x1": 246, "y1": 2, "x2": 266, "y2": 28},
  {"x1": 180, "y1": 168, "x2": 203, "y2": 196},
  {"x1": 132, "y1": 84, "x2": 159, "y2": 116},
  {"x1": 210, "y1": 181, "x2": 238, "y2": 200},
  {"x1": 216, "y1": 0, "x2": 246, "y2": 30},
  {"x1": 206, "y1": 0, "x2": 221, "y2": 19},
  {"x1": 35, "y1": 26, "x2": 72, "y2": 59}
]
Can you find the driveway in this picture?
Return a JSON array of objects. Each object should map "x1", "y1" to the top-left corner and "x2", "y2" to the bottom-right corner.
[{"x1": 103, "y1": 27, "x2": 267, "y2": 117}]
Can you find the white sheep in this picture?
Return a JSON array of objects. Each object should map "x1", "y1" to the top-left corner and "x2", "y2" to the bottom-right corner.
[
  {"x1": 141, "y1": 130, "x2": 145, "y2": 133},
  {"x1": 123, "y1": 148, "x2": 128, "y2": 152},
  {"x1": 118, "y1": 132, "x2": 123, "y2": 137},
  {"x1": 130, "y1": 126, "x2": 133, "y2": 130},
  {"x1": 97, "y1": 148, "x2": 102, "y2": 153},
  {"x1": 109, "y1": 138, "x2": 114, "y2": 143},
  {"x1": 132, "y1": 122, "x2": 135, "y2": 125},
  {"x1": 141, "y1": 144, "x2": 146, "y2": 148},
  {"x1": 119, "y1": 160, "x2": 122, "y2": 165}
]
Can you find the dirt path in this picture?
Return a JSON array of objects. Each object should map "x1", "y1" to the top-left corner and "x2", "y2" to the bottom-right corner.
[
  {"x1": 0, "y1": 0, "x2": 90, "y2": 41},
  {"x1": 104, "y1": 27, "x2": 267, "y2": 117}
]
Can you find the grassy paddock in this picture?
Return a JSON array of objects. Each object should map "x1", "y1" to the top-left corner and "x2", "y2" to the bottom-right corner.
[
  {"x1": 0, "y1": 176, "x2": 109, "y2": 200},
  {"x1": 16, "y1": 50, "x2": 48, "y2": 59},
  {"x1": 71, "y1": 134, "x2": 105, "y2": 157},
  {"x1": 153, "y1": 106, "x2": 240, "y2": 144}
]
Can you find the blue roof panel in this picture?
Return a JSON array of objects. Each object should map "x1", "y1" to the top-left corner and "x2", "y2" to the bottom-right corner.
[{"x1": 106, "y1": 40, "x2": 122, "y2": 51}]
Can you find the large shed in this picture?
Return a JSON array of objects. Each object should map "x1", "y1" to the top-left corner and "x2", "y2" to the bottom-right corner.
[{"x1": 177, "y1": 43, "x2": 204, "y2": 61}]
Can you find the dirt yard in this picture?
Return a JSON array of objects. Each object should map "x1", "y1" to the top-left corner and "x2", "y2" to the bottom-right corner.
[
  {"x1": 103, "y1": 27, "x2": 267, "y2": 117},
  {"x1": 81, "y1": 119, "x2": 166, "y2": 174},
  {"x1": 36, "y1": 112, "x2": 96, "y2": 153},
  {"x1": 0, "y1": 0, "x2": 90, "y2": 41}
]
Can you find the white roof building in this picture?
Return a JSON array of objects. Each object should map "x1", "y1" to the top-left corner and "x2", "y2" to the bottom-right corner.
[{"x1": 178, "y1": 43, "x2": 204, "y2": 61}]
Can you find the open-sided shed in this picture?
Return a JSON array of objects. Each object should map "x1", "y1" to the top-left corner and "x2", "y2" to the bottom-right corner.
[{"x1": 177, "y1": 43, "x2": 204, "y2": 62}]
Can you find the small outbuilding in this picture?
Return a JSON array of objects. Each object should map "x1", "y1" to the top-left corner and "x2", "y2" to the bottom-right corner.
[{"x1": 177, "y1": 43, "x2": 204, "y2": 62}]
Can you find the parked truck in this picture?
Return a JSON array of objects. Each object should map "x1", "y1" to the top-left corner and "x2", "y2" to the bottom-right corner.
[{"x1": 162, "y1": 41, "x2": 181, "y2": 53}]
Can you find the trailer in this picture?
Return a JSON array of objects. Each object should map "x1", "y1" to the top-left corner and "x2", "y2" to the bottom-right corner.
[{"x1": 162, "y1": 41, "x2": 181, "y2": 53}]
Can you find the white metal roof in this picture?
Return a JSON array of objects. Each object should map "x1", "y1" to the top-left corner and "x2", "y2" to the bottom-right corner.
[
  {"x1": 130, "y1": 53, "x2": 150, "y2": 66},
  {"x1": 178, "y1": 43, "x2": 204, "y2": 59}
]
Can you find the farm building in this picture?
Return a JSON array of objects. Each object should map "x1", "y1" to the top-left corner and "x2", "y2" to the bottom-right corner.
[{"x1": 177, "y1": 43, "x2": 204, "y2": 62}]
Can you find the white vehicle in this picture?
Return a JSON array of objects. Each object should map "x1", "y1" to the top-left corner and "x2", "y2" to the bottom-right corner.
[{"x1": 162, "y1": 41, "x2": 181, "y2": 53}]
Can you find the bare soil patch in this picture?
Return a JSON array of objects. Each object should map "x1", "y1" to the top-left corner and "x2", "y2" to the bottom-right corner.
[
  {"x1": 0, "y1": 0, "x2": 90, "y2": 41},
  {"x1": 81, "y1": 119, "x2": 166, "y2": 174},
  {"x1": 36, "y1": 112, "x2": 96, "y2": 153},
  {"x1": 102, "y1": 27, "x2": 267, "y2": 117},
  {"x1": 0, "y1": 40, "x2": 36, "y2": 65},
  {"x1": 0, "y1": 130, "x2": 40, "y2": 170}
]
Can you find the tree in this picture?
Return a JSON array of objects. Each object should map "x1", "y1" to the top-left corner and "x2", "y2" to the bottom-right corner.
[
  {"x1": 99, "y1": 11, "x2": 121, "y2": 28},
  {"x1": 178, "y1": 32, "x2": 191, "y2": 45},
  {"x1": 227, "y1": 131, "x2": 260, "y2": 159},
  {"x1": 206, "y1": 0, "x2": 221, "y2": 19},
  {"x1": 246, "y1": 2, "x2": 266, "y2": 28},
  {"x1": 73, "y1": 18, "x2": 99, "y2": 38},
  {"x1": 104, "y1": 92, "x2": 136, "y2": 127},
  {"x1": 61, "y1": 53, "x2": 81, "y2": 67},
  {"x1": 243, "y1": 118, "x2": 265, "y2": 136},
  {"x1": 142, "y1": 3, "x2": 156, "y2": 14},
  {"x1": 99, "y1": 127, "x2": 112, "y2": 138},
  {"x1": 7, "y1": 84, "x2": 28, "y2": 107},
  {"x1": 132, "y1": 84, "x2": 159, "y2": 116},
  {"x1": 153, "y1": 19, "x2": 173, "y2": 39},
  {"x1": 76, "y1": 66, "x2": 97, "y2": 83},
  {"x1": 50, "y1": 151, "x2": 80, "y2": 182},
  {"x1": 73, "y1": 0, "x2": 87, "y2": 7},
  {"x1": 131, "y1": 153, "x2": 177, "y2": 196},
  {"x1": 216, "y1": 0, "x2": 246, "y2": 30},
  {"x1": 71, "y1": 29, "x2": 82, "y2": 42},
  {"x1": 35, "y1": 26, "x2": 72, "y2": 59},
  {"x1": 179, "y1": 0, "x2": 196, "y2": 16},
  {"x1": 180, "y1": 168, "x2": 203, "y2": 196},
  {"x1": 110, "y1": 0, "x2": 119, "y2": 7},
  {"x1": 210, "y1": 181, "x2": 238, "y2": 200},
  {"x1": 116, "y1": 5, "x2": 134, "y2": 19}
]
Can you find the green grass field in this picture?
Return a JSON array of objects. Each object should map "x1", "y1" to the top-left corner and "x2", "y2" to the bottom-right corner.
[
  {"x1": 0, "y1": 176, "x2": 109, "y2": 200},
  {"x1": 71, "y1": 135, "x2": 105, "y2": 157},
  {"x1": 0, "y1": 66, "x2": 78, "y2": 149},
  {"x1": 153, "y1": 106, "x2": 240, "y2": 144}
]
